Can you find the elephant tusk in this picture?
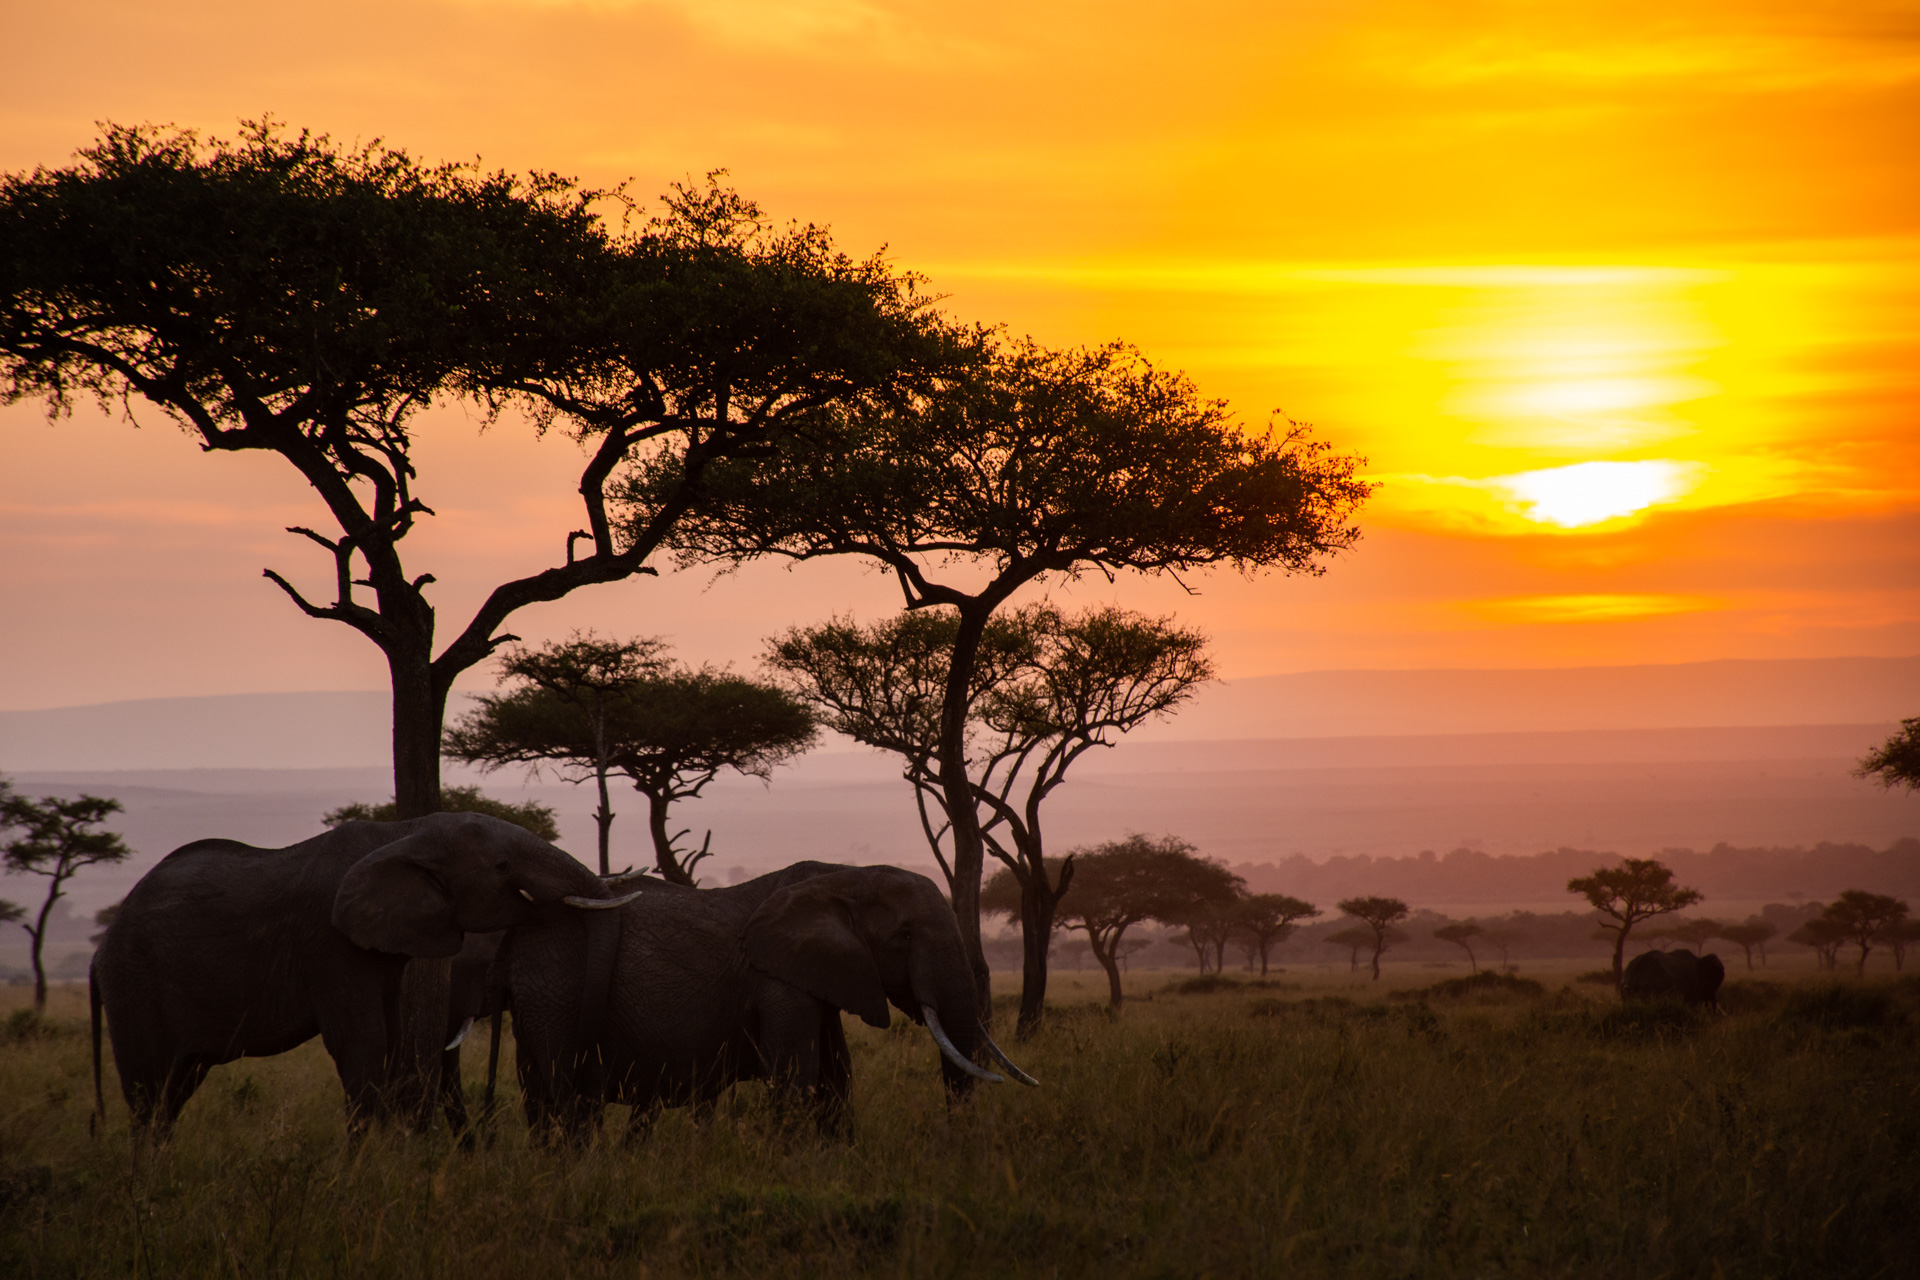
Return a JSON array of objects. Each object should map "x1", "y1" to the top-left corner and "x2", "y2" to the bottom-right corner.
[
  {"x1": 921, "y1": 1006, "x2": 1003, "y2": 1083},
  {"x1": 979, "y1": 1032, "x2": 1040, "y2": 1087},
  {"x1": 445, "y1": 1016, "x2": 475, "y2": 1051},
  {"x1": 560, "y1": 888, "x2": 646, "y2": 910},
  {"x1": 601, "y1": 867, "x2": 651, "y2": 886}
]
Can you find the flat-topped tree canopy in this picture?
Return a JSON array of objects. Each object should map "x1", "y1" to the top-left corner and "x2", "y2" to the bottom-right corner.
[
  {"x1": 1, "y1": 127, "x2": 947, "y2": 819},
  {"x1": 630, "y1": 332, "x2": 1371, "y2": 1016}
]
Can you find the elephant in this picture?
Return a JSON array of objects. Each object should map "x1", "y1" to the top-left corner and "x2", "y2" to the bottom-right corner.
[
  {"x1": 333, "y1": 852, "x2": 1038, "y2": 1139},
  {"x1": 1621, "y1": 948, "x2": 1726, "y2": 1009},
  {"x1": 91, "y1": 813, "x2": 636, "y2": 1136}
]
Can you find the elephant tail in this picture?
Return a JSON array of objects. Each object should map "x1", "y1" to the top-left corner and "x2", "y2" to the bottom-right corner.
[
  {"x1": 483, "y1": 1008, "x2": 504, "y2": 1121},
  {"x1": 89, "y1": 957, "x2": 104, "y2": 1137}
]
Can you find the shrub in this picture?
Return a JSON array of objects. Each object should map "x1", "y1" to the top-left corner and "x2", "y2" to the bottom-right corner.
[
  {"x1": 1781, "y1": 983, "x2": 1894, "y2": 1031},
  {"x1": 1400, "y1": 971, "x2": 1546, "y2": 1001},
  {"x1": 1596, "y1": 999, "x2": 1706, "y2": 1042}
]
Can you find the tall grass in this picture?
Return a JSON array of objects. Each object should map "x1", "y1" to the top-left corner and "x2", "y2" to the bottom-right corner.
[{"x1": 3, "y1": 971, "x2": 1916, "y2": 1277}]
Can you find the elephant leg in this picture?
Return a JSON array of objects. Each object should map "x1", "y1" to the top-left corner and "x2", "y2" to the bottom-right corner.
[
  {"x1": 137, "y1": 1056, "x2": 213, "y2": 1140},
  {"x1": 812, "y1": 1009, "x2": 854, "y2": 1138}
]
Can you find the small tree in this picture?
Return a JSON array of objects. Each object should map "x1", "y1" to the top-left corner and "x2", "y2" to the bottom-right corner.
[
  {"x1": 1788, "y1": 917, "x2": 1847, "y2": 970},
  {"x1": 608, "y1": 669, "x2": 818, "y2": 884},
  {"x1": 1433, "y1": 921, "x2": 1484, "y2": 973},
  {"x1": 1172, "y1": 898, "x2": 1242, "y2": 974},
  {"x1": 1715, "y1": 919, "x2": 1778, "y2": 970},
  {"x1": 323, "y1": 784, "x2": 560, "y2": 841},
  {"x1": 1326, "y1": 926, "x2": 1375, "y2": 973},
  {"x1": 443, "y1": 635, "x2": 668, "y2": 874},
  {"x1": 1856, "y1": 718, "x2": 1920, "y2": 791},
  {"x1": 1234, "y1": 894, "x2": 1320, "y2": 976},
  {"x1": 1483, "y1": 922, "x2": 1527, "y2": 971},
  {"x1": 1567, "y1": 857, "x2": 1704, "y2": 992},
  {"x1": 1881, "y1": 917, "x2": 1920, "y2": 971},
  {"x1": 2, "y1": 787, "x2": 133, "y2": 1011},
  {"x1": 1661, "y1": 917, "x2": 1722, "y2": 950},
  {"x1": 1818, "y1": 890, "x2": 1909, "y2": 975},
  {"x1": 1336, "y1": 896, "x2": 1411, "y2": 980},
  {"x1": 1047, "y1": 834, "x2": 1242, "y2": 1013}
]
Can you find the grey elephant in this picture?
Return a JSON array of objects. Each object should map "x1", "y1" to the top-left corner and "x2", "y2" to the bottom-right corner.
[
  {"x1": 91, "y1": 813, "x2": 634, "y2": 1135},
  {"x1": 333, "y1": 854, "x2": 1036, "y2": 1139},
  {"x1": 1622, "y1": 948, "x2": 1726, "y2": 1009}
]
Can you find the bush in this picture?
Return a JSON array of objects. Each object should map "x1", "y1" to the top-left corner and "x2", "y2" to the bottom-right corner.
[
  {"x1": 1401, "y1": 971, "x2": 1546, "y2": 1002},
  {"x1": 1596, "y1": 999, "x2": 1706, "y2": 1042},
  {"x1": 1575, "y1": 969, "x2": 1618, "y2": 986},
  {"x1": 1781, "y1": 983, "x2": 1894, "y2": 1031},
  {"x1": 1172, "y1": 974, "x2": 1245, "y2": 995}
]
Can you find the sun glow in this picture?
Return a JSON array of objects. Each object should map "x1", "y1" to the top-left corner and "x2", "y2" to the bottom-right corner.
[{"x1": 1495, "y1": 459, "x2": 1703, "y2": 527}]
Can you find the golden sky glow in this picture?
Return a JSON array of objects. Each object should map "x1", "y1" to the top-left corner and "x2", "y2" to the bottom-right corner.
[{"x1": 1, "y1": 0, "x2": 1916, "y2": 707}]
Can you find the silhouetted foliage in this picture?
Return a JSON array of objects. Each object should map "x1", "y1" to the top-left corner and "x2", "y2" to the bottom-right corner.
[
  {"x1": 770, "y1": 602, "x2": 1212, "y2": 1032},
  {"x1": 1433, "y1": 921, "x2": 1484, "y2": 973},
  {"x1": 1567, "y1": 857, "x2": 1703, "y2": 992},
  {"x1": 448, "y1": 636, "x2": 815, "y2": 882},
  {"x1": 1325, "y1": 926, "x2": 1376, "y2": 973},
  {"x1": 1048, "y1": 834, "x2": 1243, "y2": 1012},
  {"x1": 1816, "y1": 890, "x2": 1909, "y2": 975},
  {"x1": 1, "y1": 125, "x2": 941, "y2": 820},
  {"x1": 1715, "y1": 919, "x2": 1778, "y2": 970},
  {"x1": 1233, "y1": 894, "x2": 1320, "y2": 976},
  {"x1": 646, "y1": 333, "x2": 1370, "y2": 1008},
  {"x1": 1, "y1": 782, "x2": 132, "y2": 1010},
  {"x1": 1855, "y1": 717, "x2": 1920, "y2": 791},
  {"x1": 1336, "y1": 896, "x2": 1411, "y2": 980},
  {"x1": 1787, "y1": 917, "x2": 1848, "y2": 971},
  {"x1": 323, "y1": 785, "x2": 559, "y2": 842}
]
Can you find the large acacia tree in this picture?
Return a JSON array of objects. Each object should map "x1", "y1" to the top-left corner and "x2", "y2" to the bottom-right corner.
[
  {"x1": 1568, "y1": 857, "x2": 1704, "y2": 991},
  {"x1": 768, "y1": 602, "x2": 1213, "y2": 1034},
  {"x1": 0, "y1": 125, "x2": 945, "y2": 817},
  {"x1": 644, "y1": 335, "x2": 1370, "y2": 1009}
]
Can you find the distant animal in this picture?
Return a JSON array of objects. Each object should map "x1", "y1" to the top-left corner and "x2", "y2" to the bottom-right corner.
[
  {"x1": 1622, "y1": 948, "x2": 1726, "y2": 1009},
  {"x1": 93, "y1": 813, "x2": 635, "y2": 1136},
  {"x1": 330, "y1": 851, "x2": 1038, "y2": 1140}
]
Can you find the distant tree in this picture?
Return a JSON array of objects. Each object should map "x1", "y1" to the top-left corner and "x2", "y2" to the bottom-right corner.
[
  {"x1": 771, "y1": 602, "x2": 1212, "y2": 1034},
  {"x1": 1855, "y1": 718, "x2": 1920, "y2": 791},
  {"x1": 323, "y1": 784, "x2": 559, "y2": 842},
  {"x1": 1336, "y1": 896, "x2": 1411, "y2": 980},
  {"x1": 1234, "y1": 894, "x2": 1321, "y2": 976},
  {"x1": 606, "y1": 668, "x2": 817, "y2": 884},
  {"x1": 1715, "y1": 919, "x2": 1778, "y2": 970},
  {"x1": 1817, "y1": 890, "x2": 1909, "y2": 975},
  {"x1": 90, "y1": 901, "x2": 121, "y2": 947},
  {"x1": 1172, "y1": 897, "x2": 1243, "y2": 974},
  {"x1": 1048, "y1": 834, "x2": 1243, "y2": 1013},
  {"x1": 1787, "y1": 917, "x2": 1847, "y2": 970},
  {"x1": 1567, "y1": 857, "x2": 1704, "y2": 992},
  {"x1": 1881, "y1": 917, "x2": 1920, "y2": 971},
  {"x1": 2, "y1": 787, "x2": 133, "y2": 1011},
  {"x1": 1433, "y1": 921, "x2": 1484, "y2": 973},
  {"x1": 1325, "y1": 926, "x2": 1375, "y2": 973},
  {"x1": 1482, "y1": 923, "x2": 1527, "y2": 971},
  {"x1": 443, "y1": 634, "x2": 669, "y2": 874},
  {"x1": 649, "y1": 334, "x2": 1372, "y2": 1012},
  {"x1": 1661, "y1": 917, "x2": 1722, "y2": 950}
]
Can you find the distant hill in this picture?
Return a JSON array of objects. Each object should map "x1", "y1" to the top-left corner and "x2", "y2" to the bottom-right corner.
[{"x1": 4, "y1": 654, "x2": 1915, "y2": 770}]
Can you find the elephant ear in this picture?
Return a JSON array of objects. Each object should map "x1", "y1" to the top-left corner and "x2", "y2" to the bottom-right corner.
[
  {"x1": 743, "y1": 881, "x2": 891, "y2": 1029},
  {"x1": 332, "y1": 841, "x2": 465, "y2": 959}
]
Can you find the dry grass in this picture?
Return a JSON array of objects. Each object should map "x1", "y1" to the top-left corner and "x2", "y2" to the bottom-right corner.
[{"x1": 3, "y1": 967, "x2": 1917, "y2": 1278}]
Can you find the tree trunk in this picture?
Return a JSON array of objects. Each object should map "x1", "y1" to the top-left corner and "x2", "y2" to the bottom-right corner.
[
  {"x1": 1016, "y1": 878, "x2": 1059, "y2": 1038},
  {"x1": 645, "y1": 790, "x2": 694, "y2": 885},
  {"x1": 937, "y1": 604, "x2": 993, "y2": 1024},
  {"x1": 593, "y1": 763, "x2": 614, "y2": 876},
  {"x1": 390, "y1": 648, "x2": 447, "y2": 820},
  {"x1": 1610, "y1": 927, "x2": 1629, "y2": 993},
  {"x1": 1088, "y1": 930, "x2": 1125, "y2": 1013}
]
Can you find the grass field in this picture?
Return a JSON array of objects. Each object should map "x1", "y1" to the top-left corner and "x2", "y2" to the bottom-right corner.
[{"x1": 3, "y1": 965, "x2": 1917, "y2": 1278}]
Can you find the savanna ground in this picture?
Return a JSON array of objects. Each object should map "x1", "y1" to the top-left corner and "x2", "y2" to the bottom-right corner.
[{"x1": 2, "y1": 962, "x2": 1916, "y2": 1279}]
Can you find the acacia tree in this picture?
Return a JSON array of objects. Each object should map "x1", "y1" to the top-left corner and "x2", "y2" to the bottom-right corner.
[
  {"x1": 1325, "y1": 926, "x2": 1375, "y2": 973},
  {"x1": 1, "y1": 786, "x2": 132, "y2": 1011},
  {"x1": 322, "y1": 785, "x2": 559, "y2": 840},
  {"x1": 1234, "y1": 894, "x2": 1320, "y2": 976},
  {"x1": 605, "y1": 668, "x2": 817, "y2": 885},
  {"x1": 1567, "y1": 857, "x2": 1704, "y2": 991},
  {"x1": 1433, "y1": 921, "x2": 1484, "y2": 973},
  {"x1": 1818, "y1": 890, "x2": 1909, "y2": 975},
  {"x1": 1715, "y1": 919, "x2": 1778, "y2": 970},
  {"x1": 1856, "y1": 718, "x2": 1920, "y2": 791},
  {"x1": 769, "y1": 603, "x2": 1214, "y2": 1034},
  {"x1": 645, "y1": 336, "x2": 1368, "y2": 1012},
  {"x1": 442, "y1": 634, "x2": 668, "y2": 873},
  {"x1": 1042, "y1": 834, "x2": 1242, "y2": 1013},
  {"x1": 1, "y1": 125, "x2": 944, "y2": 818},
  {"x1": 1788, "y1": 917, "x2": 1847, "y2": 970},
  {"x1": 1337, "y1": 896, "x2": 1411, "y2": 981}
]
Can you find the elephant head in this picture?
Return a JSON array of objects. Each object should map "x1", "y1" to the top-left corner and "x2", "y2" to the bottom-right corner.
[
  {"x1": 741, "y1": 865, "x2": 1037, "y2": 1091},
  {"x1": 331, "y1": 812, "x2": 638, "y2": 958}
]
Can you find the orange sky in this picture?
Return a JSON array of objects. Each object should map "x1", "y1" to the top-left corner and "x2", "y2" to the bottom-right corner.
[{"x1": 2, "y1": 0, "x2": 1916, "y2": 709}]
